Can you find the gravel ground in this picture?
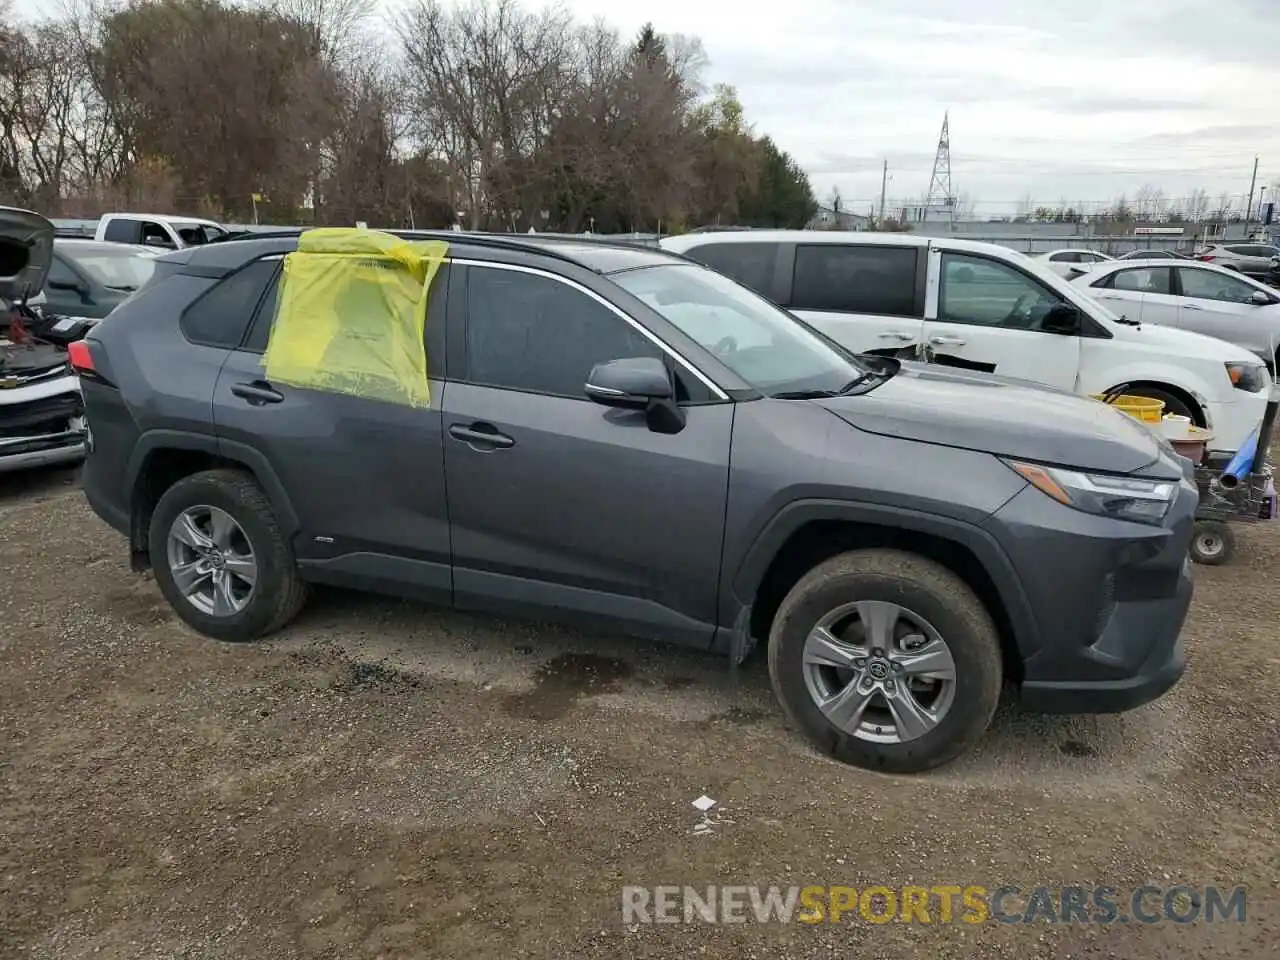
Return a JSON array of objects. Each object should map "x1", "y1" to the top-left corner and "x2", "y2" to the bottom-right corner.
[{"x1": 1, "y1": 465, "x2": 1277, "y2": 959}]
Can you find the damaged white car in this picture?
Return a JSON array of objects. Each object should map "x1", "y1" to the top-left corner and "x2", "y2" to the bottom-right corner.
[{"x1": 1, "y1": 208, "x2": 98, "y2": 473}]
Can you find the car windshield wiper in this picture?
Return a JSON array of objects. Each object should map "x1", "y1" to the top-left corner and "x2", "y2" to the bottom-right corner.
[{"x1": 772, "y1": 374, "x2": 873, "y2": 400}]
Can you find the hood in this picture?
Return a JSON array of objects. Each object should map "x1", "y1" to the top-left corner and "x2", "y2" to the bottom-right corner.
[
  {"x1": 1104, "y1": 317, "x2": 1265, "y2": 363},
  {"x1": 818, "y1": 362, "x2": 1167, "y2": 475},
  {"x1": 0, "y1": 207, "x2": 53, "y2": 302}
]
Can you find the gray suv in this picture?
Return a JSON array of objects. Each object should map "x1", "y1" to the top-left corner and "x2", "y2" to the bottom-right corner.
[{"x1": 75, "y1": 233, "x2": 1198, "y2": 772}]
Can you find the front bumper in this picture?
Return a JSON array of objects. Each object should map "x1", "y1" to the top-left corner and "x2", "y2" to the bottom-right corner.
[{"x1": 985, "y1": 469, "x2": 1197, "y2": 714}]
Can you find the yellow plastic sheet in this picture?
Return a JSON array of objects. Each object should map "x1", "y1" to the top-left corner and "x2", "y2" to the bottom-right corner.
[{"x1": 262, "y1": 228, "x2": 448, "y2": 408}]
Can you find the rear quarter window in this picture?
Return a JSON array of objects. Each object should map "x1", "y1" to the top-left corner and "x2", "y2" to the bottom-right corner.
[
  {"x1": 102, "y1": 218, "x2": 140, "y2": 244},
  {"x1": 179, "y1": 258, "x2": 279, "y2": 348}
]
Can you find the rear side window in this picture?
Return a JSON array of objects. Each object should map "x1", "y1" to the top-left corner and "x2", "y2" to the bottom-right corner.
[
  {"x1": 240, "y1": 259, "x2": 450, "y2": 380},
  {"x1": 791, "y1": 244, "x2": 918, "y2": 316},
  {"x1": 1110, "y1": 267, "x2": 1172, "y2": 294},
  {"x1": 102, "y1": 218, "x2": 140, "y2": 244},
  {"x1": 180, "y1": 259, "x2": 278, "y2": 348},
  {"x1": 1048, "y1": 252, "x2": 1078, "y2": 263},
  {"x1": 683, "y1": 242, "x2": 778, "y2": 296}
]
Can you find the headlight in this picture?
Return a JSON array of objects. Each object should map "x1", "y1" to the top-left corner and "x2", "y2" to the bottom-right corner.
[
  {"x1": 1003, "y1": 459, "x2": 1177, "y2": 525},
  {"x1": 1226, "y1": 361, "x2": 1268, "y2": 393}
]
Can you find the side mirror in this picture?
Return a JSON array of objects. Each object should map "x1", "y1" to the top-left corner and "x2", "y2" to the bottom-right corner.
[
  {"x1": 1042, "y1": 303, "x2": 1081, "y2": 335},
  {"x1": 585, "y1": 357, "x2": 673, "y2": 408},
  {"x1": 48, "y1": 279, "x2": 87, "y2": 294},
  {"x1": 143, "y1": 236, "x2": 174, "y2": 249},
  {"x1": 1250, "y1": 290, "x2": 1271, "y2": 306},
  {"x1": 585, "y1": 357, "x2": 686, "y2": 434}
]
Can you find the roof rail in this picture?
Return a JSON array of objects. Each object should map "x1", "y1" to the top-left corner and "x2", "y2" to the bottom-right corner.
[{"x1": 207, "y1": 228, "x2": 630, "y2": 270}]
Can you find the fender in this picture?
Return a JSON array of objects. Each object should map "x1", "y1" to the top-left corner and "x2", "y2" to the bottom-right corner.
[
  {"x1": 125, "y1": 429, "x2": 300, "y2": 537},
  {"x1": 727, "y1": 498, "x2": 1041, "y2": 659},
  {"x1": 1083, "y1": 361, "x2": 1215, "y2": 424}
]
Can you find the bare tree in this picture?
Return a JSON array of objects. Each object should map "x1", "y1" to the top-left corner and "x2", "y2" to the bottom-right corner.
[
  {"x1": 1134, "y1": 183, "x2": 1166, "y2": 220},
  {"x1": 1186, "y1": 187, "x2": 1210, "y2": 223}
]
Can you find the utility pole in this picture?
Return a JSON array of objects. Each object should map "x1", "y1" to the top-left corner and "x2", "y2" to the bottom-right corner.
[
  {"x1": 879, "y1": 160, "x2": 888, "y2": 226},
  {"x1": 1243, "y1": 155, "x2": 1259, "y2": 238}
]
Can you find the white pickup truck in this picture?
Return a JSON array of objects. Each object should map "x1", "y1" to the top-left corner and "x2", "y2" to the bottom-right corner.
[{"x1": 94, "y1": 213, "x2": 228, "y2": 249}]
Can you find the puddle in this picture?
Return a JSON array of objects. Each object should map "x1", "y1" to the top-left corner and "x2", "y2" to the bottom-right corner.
[{"x1": 503, "y1": 653, "x2": 634, "y2": 721}]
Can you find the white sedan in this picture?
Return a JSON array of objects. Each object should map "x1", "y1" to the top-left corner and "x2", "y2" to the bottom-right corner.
[
  {"x1": 1032, "y1": 248, "x2": 1115, "y2": 278},
  {"x1": 1072, "y1": 259, "x2": 1280, "y2": 368}
]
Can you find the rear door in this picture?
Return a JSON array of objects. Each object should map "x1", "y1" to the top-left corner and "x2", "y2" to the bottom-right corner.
[
  {"x1": 783, "y1": 242, "x2": 926, "y2": 358},
  {"x1": 920, "y1": 247, "x2": 1080, "y2": 390},
  {"x1": 212, "y1": 256, "x2": 453, "y2": 603},
  {"x1": 1091, "y1": 265, "x2": 1178, "y2": 326},
  {"x1": 441, "y1": 260, "x2": 733, "y2": 646}
]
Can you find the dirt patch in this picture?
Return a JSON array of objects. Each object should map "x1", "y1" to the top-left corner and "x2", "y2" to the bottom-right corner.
[{"x1": 1, "y1": 483, "x2": 1278, "y2": 959}]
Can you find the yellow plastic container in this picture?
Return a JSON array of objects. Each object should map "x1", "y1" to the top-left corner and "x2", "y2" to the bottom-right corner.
[{"x1": 1091, "y1": 394, "x2": 1165, "y2": 424}]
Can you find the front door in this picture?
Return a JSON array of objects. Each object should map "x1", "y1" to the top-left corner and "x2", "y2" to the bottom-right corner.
[
  {"x1": 921, "y1": 248, "x2": 1080, "y2": 391},
  {"x1": 1173, "y1": 266, "x2": 1276, "y2": 358},
  {"x1": 212, "y1": 259, "x2": 453, "y2": 602},
  {"x1": 442, "y1": 262, "x2": 733, "y2": 646}
]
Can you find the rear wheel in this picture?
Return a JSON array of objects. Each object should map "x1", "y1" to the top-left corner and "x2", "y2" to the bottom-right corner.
[
  {"x1": 148, "y1": 469, "x2": 308, "y2": 641},
  {"x1": 767, "y1": 549, "x2": 1002, "y2": 773}
]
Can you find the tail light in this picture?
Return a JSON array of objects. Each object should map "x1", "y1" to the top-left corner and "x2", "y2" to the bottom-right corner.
[
  {"x1": 1197, "y1": 255, "x2": 1215, "y2": 262},
  {"x1": 67, "y1": 339, "x2": 95, "y2": 374}
]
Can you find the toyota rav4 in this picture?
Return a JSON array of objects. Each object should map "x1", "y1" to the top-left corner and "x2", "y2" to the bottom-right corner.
[{"x1": 75, "y1": 232, "x2": 1198, "y2": 772}]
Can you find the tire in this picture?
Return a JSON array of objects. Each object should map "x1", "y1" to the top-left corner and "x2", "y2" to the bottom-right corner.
[
  {"x1": 767, "y1": 549, "x2": 1002, "y2": 774},
  {"x1": 148, "y1": 468, "x2": 308, "y2": 641},
  {"x1": 1120, "y1": 386, "x2": 1197, "y2": 424},
  {"x1": 1189, "y1": 520, "x2": 1234, "y2": 566}
]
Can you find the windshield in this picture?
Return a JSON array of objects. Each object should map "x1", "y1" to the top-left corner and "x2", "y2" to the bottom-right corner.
[
  {"x1": 69, "y1": 249, "x2": 158, "y2": 291},
  {"x1": 614, "y1": 263, "x2": 868, "y2": 396}
]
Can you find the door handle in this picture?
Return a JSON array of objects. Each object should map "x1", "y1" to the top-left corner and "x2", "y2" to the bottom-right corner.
[
  {"x1": 929, "y1": 335, "x2": 966, "y2": 346},
  {"x1": 1182, "y1": 304, "x2": 1203, "y2": 311},
  {"x1": 877, "y1": 331, "x2": 914, "y2": 341},
  {"x1": 230, "y1": 380, "x2": 284, "y2": 404},
  {"x1": 1098, "y1": 294, "x2": 1125, "y2": 300},
  {"x1": 448, "y1": 422, "x2": 515, "y2": 449}
]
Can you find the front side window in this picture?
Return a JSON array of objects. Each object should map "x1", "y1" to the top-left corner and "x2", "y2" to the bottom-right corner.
[
  {"x1": 684, "y1": 242, "x2": 778, "y2": 296},
  {"x1": 938, "y1": 253, "x2": 1063, "y2": 330},
  {"x1": 1178, "y1": 268, "x2": 1264, "y2": 304},
  {"x1": 790, "y1": 244, "x2": 918, "y2": 317},
  {"x1": 1111, "y1": 267, "x2": 1172, "y2": 295},
  {"x1": 1048, "y1": 252, "x2": 1078, "y2": 263},
  {"x1": 614, "y1": 263, "x2": 867, "y2": 397},
  {"x1": 465, "y1": 266, "x2": 663, "y2": 399}
]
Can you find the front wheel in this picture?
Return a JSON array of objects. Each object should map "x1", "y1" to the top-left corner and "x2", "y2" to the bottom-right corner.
[
  {"x1": 767, "y1": 549, "x2": 1002, "y2": 773},
  {"x1": 148, "y1": 469, "x2": 308, "y2": 641},
  {"x1": 1118, "y1": 386, "x2": 1198, "y2": 425}
]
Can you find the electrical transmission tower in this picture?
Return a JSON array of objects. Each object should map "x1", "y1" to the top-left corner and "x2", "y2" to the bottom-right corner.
[{"x1": 923, "y1": 112, "x2": 955, "y2": 226}]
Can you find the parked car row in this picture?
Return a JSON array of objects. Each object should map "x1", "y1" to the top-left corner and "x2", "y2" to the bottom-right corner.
[{"x1": 660, "y1": 231, "x2": 1271, "y2": 454}]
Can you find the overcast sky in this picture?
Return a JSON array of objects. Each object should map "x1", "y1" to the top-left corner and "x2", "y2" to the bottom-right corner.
[
  {"x1": 17, "y1": 0, "x2": 1280, "y2": 216},
  {"x1": 550, "y1": 0, "x2": 1280, "y2": 215}
]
